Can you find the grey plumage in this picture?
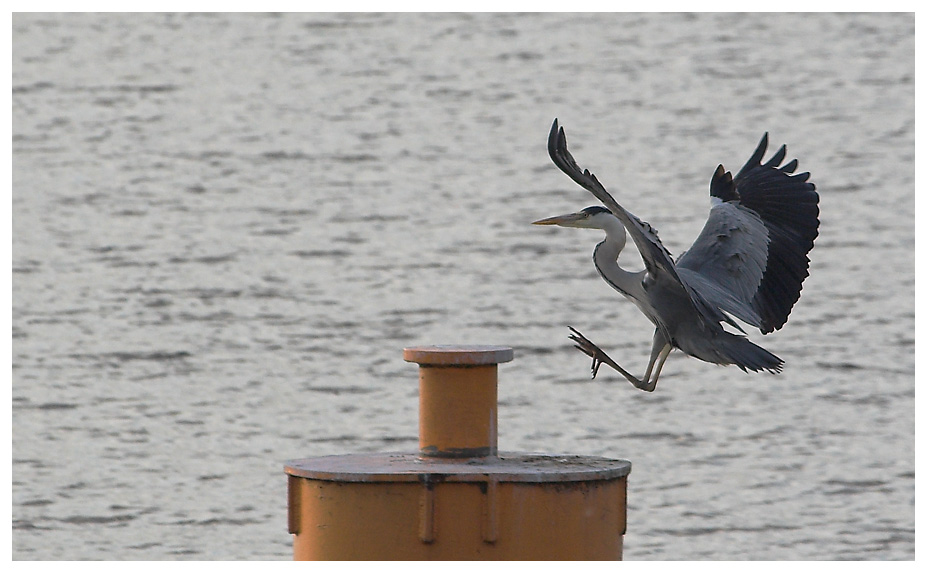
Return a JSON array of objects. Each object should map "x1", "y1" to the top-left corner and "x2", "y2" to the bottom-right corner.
[
  {"x1": 535, "y1": 119, "x2": 820, "y2": 391},
  {"x1": 678, "y1": 136, "x2": 820, "y2": 334}
]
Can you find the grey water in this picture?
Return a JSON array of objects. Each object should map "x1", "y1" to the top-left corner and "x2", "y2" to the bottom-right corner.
[{"x1": 12, "y1": 13, "x2": 914, "y2": 560}]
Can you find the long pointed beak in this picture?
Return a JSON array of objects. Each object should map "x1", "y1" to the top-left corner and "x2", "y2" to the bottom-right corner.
[{"x1": 531, "y1": 212, "x2": 585, "y2": 226}]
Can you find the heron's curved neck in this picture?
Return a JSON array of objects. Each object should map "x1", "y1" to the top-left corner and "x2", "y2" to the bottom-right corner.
[{"x1": 593, "y1": 217, "x2": 646, "y2": 302}]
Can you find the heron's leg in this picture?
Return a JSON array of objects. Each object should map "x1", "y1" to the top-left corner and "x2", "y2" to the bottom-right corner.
[
  {"x1": 640, "y1": 341, "x2": 672, "y2": 392},
  {"x1": 568, "y1": 327, "x2": 672, "y2": 392},
  {"x1": 568, "y1": 327, "x2": 629, "y2": 378},
  {"x1": 568, "y1": 327, "x2": 648, "y2": 390}
]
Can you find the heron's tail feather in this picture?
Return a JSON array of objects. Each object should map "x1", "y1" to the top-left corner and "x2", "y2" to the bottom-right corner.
[{"x1": 717, "y1": 331, "x2": 783, "y2": 374}]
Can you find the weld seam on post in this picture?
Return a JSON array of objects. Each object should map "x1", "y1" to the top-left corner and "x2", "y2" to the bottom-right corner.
[
  {"x1": 481, "y1": 477, "x2": 499, "y2": 544},
  {"x1": 419, "y1": 478, "x2": 436, "y2": 543}
]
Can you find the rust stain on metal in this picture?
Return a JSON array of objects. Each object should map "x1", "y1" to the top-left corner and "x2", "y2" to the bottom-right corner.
[{"x1": 419, "y1": 445, "x2": 494, "y2": 458}]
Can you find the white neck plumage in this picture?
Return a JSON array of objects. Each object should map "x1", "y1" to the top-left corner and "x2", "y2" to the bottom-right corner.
[{"x1": 592, "y1": 214, "x2": 649, "y2": 316}]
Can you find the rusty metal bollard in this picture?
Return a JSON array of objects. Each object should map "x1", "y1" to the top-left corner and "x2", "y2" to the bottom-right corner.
[{"x1": 285, "y1": 345, "x2": 631, "y2": 560}]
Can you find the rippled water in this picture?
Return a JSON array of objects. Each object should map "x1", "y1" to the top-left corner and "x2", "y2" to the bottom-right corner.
[{"x1": 12, "y1": 13, "x2": 914, "y2": 560}]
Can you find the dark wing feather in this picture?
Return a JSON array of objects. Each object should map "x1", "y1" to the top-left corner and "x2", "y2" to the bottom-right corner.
[
  {"x1": 547, "y1": 119, "x2": 679, "y2": 283},
  {"x1": 677, "y1": 133, "x2": 819, "y2": 334}
]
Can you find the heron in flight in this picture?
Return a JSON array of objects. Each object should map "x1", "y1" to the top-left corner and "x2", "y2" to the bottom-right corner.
[{"x1": 534, "y1": 119, "x2": 819, "y2": 391}]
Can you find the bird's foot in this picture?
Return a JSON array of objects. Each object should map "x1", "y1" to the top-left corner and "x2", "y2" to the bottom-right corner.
[{"x1": 568, "y1": 326, "x2": 621, "y2": 379}]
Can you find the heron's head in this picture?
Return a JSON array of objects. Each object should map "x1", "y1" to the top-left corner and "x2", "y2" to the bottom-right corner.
[{"x1": 532, "y1": 206, "x2": 614, "y2": 229}]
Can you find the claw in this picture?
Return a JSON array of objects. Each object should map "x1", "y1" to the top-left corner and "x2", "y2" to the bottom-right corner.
[
  {"x1": 568, "y1": 326, "x2": 614, "y2": 379},
  {"x1": 565, "y1": 326, "x2": 668, "y2": 392}
]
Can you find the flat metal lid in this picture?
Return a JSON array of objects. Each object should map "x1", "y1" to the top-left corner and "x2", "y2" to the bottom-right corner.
[
  {"x1": 285, "y1": 452, "x2": 631, "y2": 483},
  {"x1": 403, "y1": 345, "x2": 514, "y2": 366}
]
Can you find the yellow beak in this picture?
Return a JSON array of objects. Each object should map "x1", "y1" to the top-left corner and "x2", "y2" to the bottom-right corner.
[{"x1": 531, "y1": 213, "x2": 585, "y2": 226}]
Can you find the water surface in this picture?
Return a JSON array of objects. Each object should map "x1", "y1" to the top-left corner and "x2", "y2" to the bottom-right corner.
[{"x1": 12, "y1": 13, "x2": 914, "y2": 559}]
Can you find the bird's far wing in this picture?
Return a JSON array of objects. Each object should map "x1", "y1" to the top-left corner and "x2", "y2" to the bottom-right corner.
[
  {"x1": 674, "y1": 199, "x2": 768, "y2": 329},
  {"x1": 547, "y1": 119, "x2": 679, "y2": 283},
  {"x1": 676, "y1": 134, "x2": 819, "y2": 334}
]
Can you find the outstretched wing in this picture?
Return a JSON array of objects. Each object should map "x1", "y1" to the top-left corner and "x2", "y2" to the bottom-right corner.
[
  {"x1": 549, "y1": 119, "x2": 736, "y2": 333},
  {"x1": 547, "y1": 119, "x2": 679, "y2": 284},
  {"x1": 676, "y1": 133, "x2": 819, "y2": 333}
]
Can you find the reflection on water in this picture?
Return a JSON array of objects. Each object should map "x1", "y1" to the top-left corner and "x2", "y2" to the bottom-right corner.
[{"x1": 13, "y1": 13, "x2": 913, "y2": 560}]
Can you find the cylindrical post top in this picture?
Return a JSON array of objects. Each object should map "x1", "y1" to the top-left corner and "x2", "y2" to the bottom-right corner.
[
  {"x1": 403, "y1": 345, "x2": 514, "y2": 366},
  {"x1": 404, "y1": 346, "x2": 512, "y2": 458}
]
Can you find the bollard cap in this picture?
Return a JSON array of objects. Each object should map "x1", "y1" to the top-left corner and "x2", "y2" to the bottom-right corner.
[
  {"x1": 403, "y1": 345, "x2": 514, "y2": 366},
  {"x1": 286, "y1": 452, "x2": 631, "y2": 483}
]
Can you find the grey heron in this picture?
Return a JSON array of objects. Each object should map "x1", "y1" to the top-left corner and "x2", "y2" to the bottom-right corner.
[{"x1": 534, "y1": 119, "x2": 819, "y2": 391}]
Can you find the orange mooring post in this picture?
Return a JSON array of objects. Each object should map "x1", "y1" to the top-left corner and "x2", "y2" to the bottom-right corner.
[
  {"x1": 285, "y1": 345, "x2": 631, "y2": 560},
  {"x1": 409, "y1": 345, "x2": 506, "y2": 458}
]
